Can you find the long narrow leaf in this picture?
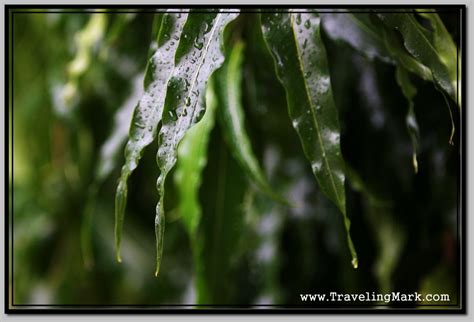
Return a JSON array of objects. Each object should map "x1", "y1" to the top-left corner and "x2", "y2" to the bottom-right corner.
[
  {"x1": 261, "y1": 11, "x2": 357, "y2": 268},
  {"x1": 114, "y1": 10, "x2": 188, "y2": 263},
  {"x1": 377, "y1": 12, "x2": 456, "y2": 102},
  {"x1": 395, "y1": 67, "x2": 420, "y2": 173},
  {"x1": 154, "y1": 10, "x2": 239, "y2": 276},
  {"x1": 215, "y1": 41, "x2": 280, "y2": 200},
  {"x1": 174, "y1": 79, "x2": 217, "y2": 236}
]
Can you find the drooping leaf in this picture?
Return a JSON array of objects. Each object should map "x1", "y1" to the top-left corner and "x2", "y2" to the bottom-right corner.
[
  {"x1": 174, "y1": 79, "x2": 217, "y2": 236},
  {"x1": 154, "y1": 10, "x2": 239, "y2": 276},
  {"x1": 320, "y1": 11, "x2": 392, "y2": 62},
  {"x1": 321, "y1": 11, "x2": 433, "y2": 82},
  {"x1": 377, "y1": 12, "x2": 457, "y2": 103},
  {"x1": 261, "y1": 10, "x2": 357, "y2": 268},
  {"x1": 215, "y1": 41, "x2": 280, "y2": 201},
  {"x1": 395, "y1": 67, "x2": 420, "y2": 173},
  {"x1": 417, "y1": 9, "x2": 458, "y2": 102},
  {"x1": 380, "y1": 26, "x2": 433, "y2": 82},
  {"x1": 195, "y1": 124, "x2": 248, "y2": 304},
  {"x1": 114, "y1": 10, "x2": 188, "y2": 263},
  {"x1": 96, "y1": 74, "x2": 144, "y2": 181}
]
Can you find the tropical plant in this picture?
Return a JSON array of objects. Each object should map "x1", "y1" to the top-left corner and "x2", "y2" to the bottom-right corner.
[{"x1": 10, "y1": 7, "x2": 461, "y2": 307}]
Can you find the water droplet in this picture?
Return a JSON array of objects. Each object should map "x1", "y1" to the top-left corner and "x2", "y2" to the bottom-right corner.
[
  {"x1": 295, "y1": 14, "x2": 302, "y2": 25},
  {"x1": 304, "y1": 20, "x2": 311, "y2": 29},
  {"x1": 168, "y1": 110, "x2": 178, "y2": 121},
  {"x1": 194, "y1": 41, "x2": 204, "y2": 50},
  {"x1": 311, "y1": 161, "x2": 322, "y2": 172},
  {"x1": 302, "y1": 38, "x2": 308, "y2": 49},
  {"x1": 185, "y1": 97, "x2": 191, "y2": 106},
  {"x1": 304, "y1": 71, "x2": 312, "y2": 78},
  {"x1": 173, "y1": 35, "x2": 179, "y2": 41}
]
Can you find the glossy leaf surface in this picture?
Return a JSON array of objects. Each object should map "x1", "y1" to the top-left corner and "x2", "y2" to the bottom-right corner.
[
  {"x1": 154, "y1": 10, "x2": 239, "y2": 275},
  {"x1": 114, "y1": 10, "x2": 188, "y2": 262},
  {"x1": 261, "y1": 11, "x2": 357, "y2": 268}
]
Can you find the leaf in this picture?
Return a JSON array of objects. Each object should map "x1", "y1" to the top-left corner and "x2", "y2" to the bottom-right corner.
[
  {"x1": 377, "y1": 12, "x2": 457, "y2": 103},
  {"x1": 215, "y1": 41, "x2": 281, "y2": 201},
  {"x1": 174, "y1": 79, "x2": 217, "y2": 236},
  {"x1": 417, "y1": 9, "x2": 458, "y2": 94},
  {"x1": 195, "y1": 124, "x2": 248, "y2": 304},
  {"x1": 320, "y1": 11, "x2": 392, "y2": 62},
  {"x1": 154, "y1": 10, "x2": 239, "y2": 276},
  {"x1": 114, "y1": 10, "x2": 188, "y2": 263},
  {"x1": 96, "y1": 74, "x2": 144, "y2": 181},
  {"x1": 381, "y1": 26, "x2": 433, "y2": 82},
  {"x1": 261, "y1": 11, "x2": 358, "y2": 268},
  {"x1": 395, "y1": 67, "x2": 420, "y2": 173},
  {"x1": 321, "y1": 11, "x2": 433, "y2": 82}
]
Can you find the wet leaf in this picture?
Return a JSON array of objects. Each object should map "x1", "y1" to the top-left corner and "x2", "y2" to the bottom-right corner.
[
  {"x1": 321, "y1": 11, "x2": 392, "y2": 62},
  {"x1": 174, "y1": 79, "x2": 217, "y2": 236},
  {"x1": 381, "y1": 26, "x2": 433, "y2": 82},
  {"x1": 261, "y1": 10, "x2": 357, "y2": 268},
  {"x1": 377, "y1": 12, "x2": 457, "y2": 102},
  {"x1": 215, "y1": 41, "x2": 280, "y2": 200},
  {"x1": 114, "y1": 10, "x2": 188, "y2": 263},
  {"x1": 395, "y1": 67, "x2": 420, "y2": 173},
  {"x1": 154, "y1": 10, "x2": 239, "y2": 275}
]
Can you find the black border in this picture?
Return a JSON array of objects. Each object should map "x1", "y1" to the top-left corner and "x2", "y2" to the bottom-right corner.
[{"x1": 5, "y1": 4, "x2": 467, "y2": 314}]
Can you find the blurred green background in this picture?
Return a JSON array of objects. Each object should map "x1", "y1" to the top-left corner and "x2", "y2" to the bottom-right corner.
[{"x1": 9, "y1": 9, "x2": 460, "y2": 308}]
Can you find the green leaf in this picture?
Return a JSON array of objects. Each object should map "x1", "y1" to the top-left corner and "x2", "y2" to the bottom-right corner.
[
  {"x1": 96, "y1": 74, "x2": 144, "y2": 181},
  {"x1": 321, "y1": 11, "x2": 392, "y2": 62},
  {"x1": 195, "y1": 125, "x2": 248, "y2": 304},
  {"x1": 215, "y1": 41, "x2": 281, "y2": 201},
  {"x1": 381, "y1": 26, "x2": 433, "y2": 82},
  {"x1": 261, "y1": 11, "x2": 357, "y2": 268},
  {"x1": 154, "y1": 10, "x2": 239, "y2": 276},
  {"x1": 395, "y1": 67, "x2": 420, "y2": 173},
  {"x1": 114, "y1": 10, "x2": 188, "y2": 263},
  {"x1": 377, "y1": 12, "x2": 457, "y2": 103},
  {"x1": 174, "y1": 79, "x2": 217, "y2": 236}
]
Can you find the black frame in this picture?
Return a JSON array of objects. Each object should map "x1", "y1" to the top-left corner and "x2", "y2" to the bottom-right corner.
[{"x1": 5, "y1": 4, "x2": 467, "y2": 314}]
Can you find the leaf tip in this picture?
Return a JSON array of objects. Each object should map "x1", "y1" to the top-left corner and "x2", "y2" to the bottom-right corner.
[
  {"x1": 352, "y1": 258, "x2": 359, "y2": 269},
  {"x1": 413, "y1": 154, "x2": 419, "y2": 174}
]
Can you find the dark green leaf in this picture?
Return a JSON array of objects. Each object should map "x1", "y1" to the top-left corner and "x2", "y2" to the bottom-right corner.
[
  {"x1": 215, "y1": 41, "x2": 280, "y2": 200},
  {"x1": 395, "y1": 67, "x2": 420, "y2": 173},
  {"x1": 321, "y1": 11, "x2": 392, "y2": 62},
  {"x1": 195, "y1": 126, "x2": 248, "y2": 304},
  {"x1": 378, "y1": 12, "x2": 457, "y2": 102},
  {"x1": 261, "y1": 11, "x2": 357, "y2": 268},
  {"x1": 154, "y1": 10, "x2": 239, "y2": 275},
  {"x1": 115, "y1": 10, "x2": 188, "y2": 263}
]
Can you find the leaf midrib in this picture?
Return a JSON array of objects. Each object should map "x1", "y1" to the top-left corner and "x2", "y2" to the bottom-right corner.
[
  {"x1": 289, "y1": 13, "x2": 342, "y2": 206},
  {"x1": 169, "y1": 11, "x2": 223, "y2": 148}
]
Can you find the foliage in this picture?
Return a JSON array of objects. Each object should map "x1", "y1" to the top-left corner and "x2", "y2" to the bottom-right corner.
[{"x1": 10, "y1": 7, "x2": 461, "y2": 307}]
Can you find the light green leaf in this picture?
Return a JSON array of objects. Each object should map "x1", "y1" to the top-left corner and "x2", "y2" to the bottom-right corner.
[
  {"x1": 395, "y1": 67, "x2": 420, "y2": 173},
  {"x1": 114, "y1": 10, "x2": 188, "y2": 263},
  {"x1": 174, "y1": 79, "x2": 217, "y2": 236},
  {"x1": 378, "y1": 12, "x2": 457, "y2": 103},
  {"x1": 154, "y1": 10, "x2": 239, "y2": 276},
  {"x1": 417, "y1": 9, "x2": 458, "y2": 100},
  {"x1": 215, "y1": 41, "x2": 280, "y2": 201},
  {"x1": 261, "y1": 10, "x2": 357, "y2": 268}
]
